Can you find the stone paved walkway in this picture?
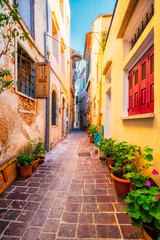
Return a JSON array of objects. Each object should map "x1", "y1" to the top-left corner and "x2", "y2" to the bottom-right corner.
[{"x1": 0, "y1": 130, "x2": 144, "y2": 240}]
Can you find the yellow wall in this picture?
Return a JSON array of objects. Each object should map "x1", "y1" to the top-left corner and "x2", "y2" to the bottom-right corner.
[
  {"x1": 101, "y1": 0, "x2": 160, "y2": 185},
  {"x1": 89, "y1": 15, "x2": 112, "y2": 127}
]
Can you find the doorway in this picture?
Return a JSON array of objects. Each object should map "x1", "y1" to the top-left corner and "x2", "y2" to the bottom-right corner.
[{"x1": 105, "y1": 89, "x2": 111, "y2": 138}]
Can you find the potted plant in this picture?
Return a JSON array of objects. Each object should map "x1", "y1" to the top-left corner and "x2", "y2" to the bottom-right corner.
[
  {"x1": 27, "y1": 140, "x2": 39, "y2": 171},
  {"x1": 102, "y1": 138, "x2": 117, "y2": 166},
  {"x1": 97, "y1": 138, "x2": 108, "y2": 160},
  {"x1": 111, "y1": 145, "x2": 154, "y2": 197},
  {"x1": 123, "y1": 173, "x2": 160, "y2": 240},
  {"x1": 87, "y1": 124, "x2": 98, "y2": 143},
  {"x1": 34, "y1": 138, "x2": 46, "y2": 164},
  {"x1": 111, "y1": 143, "x2": 137, "y2": 197},
  {"x1": 17, "y1": 154, "x2": 34, "y2": 178}
]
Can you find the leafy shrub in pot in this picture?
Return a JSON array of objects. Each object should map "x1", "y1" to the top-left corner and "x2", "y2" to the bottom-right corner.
[
  {"x1": 17, "y1": 154, "x2": 34, "y2": 178},
  {"x1": 111, "y1": 144, "x2": 153, "y2": 197},
  {"x1": 87, "y1": 124, "x2": 98, "y2": 143},
  {"x1": 28, "y1": 138, "x2": 46, "y2": 164},
  {"x1": 123, "y1": 179, "x2": 160, "y2": 239}
]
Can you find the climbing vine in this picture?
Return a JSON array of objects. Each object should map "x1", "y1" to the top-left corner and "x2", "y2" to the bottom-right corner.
[{"x1": 0, "y1": 0, "x2": 28, "y2": 93}]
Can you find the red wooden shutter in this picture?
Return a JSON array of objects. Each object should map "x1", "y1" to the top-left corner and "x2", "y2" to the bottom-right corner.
[
  {"x1": 35, "y1": 62, "x2": 50, "y2": 99},
  {"x1": 139, "y1": 53, "x2": 148, "y2": 114},
  {"x1": 134, "y1": 65, "x2": 140, "y2": 115},
  {"x1": 128, "y1": 45, "x2": 154, "y2": 116},
  {"x1": 128, "y1": 70, "x2": 134, "y2": 116},
  {"x1": 148, "y1": 45, "x2": 154, "y2": 113}
]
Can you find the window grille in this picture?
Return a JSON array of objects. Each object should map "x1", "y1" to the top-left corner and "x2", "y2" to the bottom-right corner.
[
  {"x1": 131, "y1": 4, "x2": 154, "y2": 49},
  {"x1": 52, "y1": 91, "x2": 57, "y2": 125},
  {"x1": 17, "y1": 46, "x2": 35, "y2": 98}
]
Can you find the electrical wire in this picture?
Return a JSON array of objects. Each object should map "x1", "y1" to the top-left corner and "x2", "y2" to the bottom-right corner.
[
  {"x1": 93, "y1": 32, "x2": 104, "y2": 49},
  {"x1": 46, "y1": 34, "x2": 83, "y2": 54}
]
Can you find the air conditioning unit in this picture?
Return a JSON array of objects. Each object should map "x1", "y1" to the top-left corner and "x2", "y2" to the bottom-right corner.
[{"x1": 100, "y1": 108, "x2": 103, "y2": 114}]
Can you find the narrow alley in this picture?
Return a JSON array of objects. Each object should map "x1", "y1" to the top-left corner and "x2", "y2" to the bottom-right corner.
[{"x1": 0, "y1": 131, "x2": 143, "y2": 240}]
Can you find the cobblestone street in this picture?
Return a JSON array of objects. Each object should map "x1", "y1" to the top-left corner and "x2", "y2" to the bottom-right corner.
[{"x1": 0, "y1": 130, "x2": 143, "y2": 240}]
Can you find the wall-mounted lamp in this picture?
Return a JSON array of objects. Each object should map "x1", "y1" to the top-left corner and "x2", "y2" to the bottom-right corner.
[{"x1": 71, "y1": 53, "x2": 83, "y2": 62}]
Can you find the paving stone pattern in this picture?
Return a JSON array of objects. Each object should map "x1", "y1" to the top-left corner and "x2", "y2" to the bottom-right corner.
[{"x1": 0, "y1": 130, "x2": 144, "y2": 240}]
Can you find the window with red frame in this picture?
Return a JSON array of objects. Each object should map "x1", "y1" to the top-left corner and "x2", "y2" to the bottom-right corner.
[{"x1": 128, "y1": 45, "x2": 154, "y2": 116}]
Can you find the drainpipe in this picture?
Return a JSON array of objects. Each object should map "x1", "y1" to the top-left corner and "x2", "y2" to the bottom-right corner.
[{"x1": 44, "y1": 0, "x2": 50, "y2": 150}]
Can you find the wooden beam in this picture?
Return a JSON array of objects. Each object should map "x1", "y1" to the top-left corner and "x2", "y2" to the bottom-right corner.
[{"x1": 103, "y1": 61, "x2": 112, "y2": 75}]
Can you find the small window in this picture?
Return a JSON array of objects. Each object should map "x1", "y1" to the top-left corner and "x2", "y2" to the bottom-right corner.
[
  {"x1": 128, "y1": 45, "x2": 154, "y2": 116},
  {"x1": 135, "y1": 70, "x2": 138, "y2": 85},
  {"x1": 142, "y1": 62, "x2": 146, "y2": 80},
  {"x1": 15, "y1": 0, "x2": 35, "y2": 37},
  {"x1": 17, "y1": 45, "x2": 35, "y2": 98},
  {"x1": 150, "y1": 54, "x2": 154, "y2": 74},
  {"x1": 52, "y1": 91, "x2": 57, "y2": 125}
]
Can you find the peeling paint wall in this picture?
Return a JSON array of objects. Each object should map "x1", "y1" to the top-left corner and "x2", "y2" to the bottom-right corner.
[{"x1": 0, "y1": 0, "x2": 46, "y2": 162}]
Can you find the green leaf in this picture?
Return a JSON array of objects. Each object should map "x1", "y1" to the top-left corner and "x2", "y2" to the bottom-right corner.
[
  {"x1": 142, "y1": 202, "x2": 150, "y2": 210},
  {"x1": 131, "y1": 218, "x2": 143, "y2": 228},
  {"x1": 156, "y1": 213, "x2": 160, "y2": 221},
  {"x1": 154, "y1": 219, "x2": 160, "y2": 230},
  {"x1": 144, "y1": 154, "x2": 153, "y2": 162},
  {"x1": 130, "y1": 209, "x2": 141, "y2": 219},
  {"x1": 125, "y1": 172, "x2": 135, "y2": 179},
  {"x1": 137, "y1": 195, "x2": 147, "y2": 204}
]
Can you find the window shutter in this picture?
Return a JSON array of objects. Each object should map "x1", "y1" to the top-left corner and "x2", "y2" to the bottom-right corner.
[
  {"x1": 139, "y1": 54, "x2": 148, "y2": 114},
  {"x1": 128, "y1": 72, "x2": 134, "y2": 116},
  {"x1": 134, "y1": 65, "x2": 139, "y2": 115},
  {"x1": 128, "y1": 44, "x2": 154, "y2": 116},
  {"x1": 35, "y1": 62, "x2": 50, "y2": 99},
  {"x1": 148, "y1": 46, "x2": 154, "y2": 113}
]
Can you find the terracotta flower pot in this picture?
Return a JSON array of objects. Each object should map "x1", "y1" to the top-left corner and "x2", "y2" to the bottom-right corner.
[
  {"x1": 39, "y1": 157, "x2": 45, "y2": 164},
  {"x1": 90, "y1": 135, "x2": 94, "y2": 143},
  {"x1": 32, "y1": 159, "x2": 39, "y2": 171},
  {"x1": 111, "y1": 172, "x2": 130, "y2": 198},
  {"x1": 105, "y1": 157, "x2": 116, "y2": 167},
  {"x1": 98, "y1": 149, "x2": 106, "y2": 160},
  {"x1": 18, "y1": 164, "x2": 33, "y2": 178},
  {"x1": 142, "y1": 225, "x2": 160, "y2": 240}
]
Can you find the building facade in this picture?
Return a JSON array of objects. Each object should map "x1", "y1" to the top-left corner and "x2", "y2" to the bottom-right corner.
[
  {"x1": 84, "y1": 14, "x2": 112, "y2": 130},
  {"x1": 74, "y1": 60, "x2": 87, "y2": 129},
  {"x1": 85, "y1": 0, "x2": 160, "y2": 185},
  {"x1": 0, "y1": 0, "x2": 73, "y2": 163}
]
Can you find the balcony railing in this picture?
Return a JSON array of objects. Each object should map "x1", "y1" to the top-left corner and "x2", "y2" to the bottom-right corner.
[{"x1": 131, "y1": 4, "x2": 154, "y2": 50}]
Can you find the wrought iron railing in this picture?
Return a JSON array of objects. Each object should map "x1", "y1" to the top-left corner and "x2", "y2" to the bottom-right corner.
[{"x1": 131, "y1": 4, "x2": 154, "y2": 49}]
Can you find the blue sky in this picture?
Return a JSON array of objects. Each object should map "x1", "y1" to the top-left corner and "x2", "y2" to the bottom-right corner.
[{"x1": 69, "y1": 0, "x2": 116, "y2": 55}]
